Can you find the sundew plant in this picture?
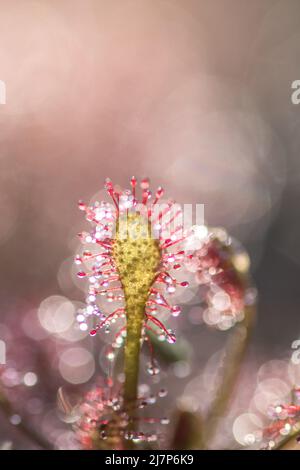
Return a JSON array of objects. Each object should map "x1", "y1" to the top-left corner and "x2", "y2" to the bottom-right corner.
[{"x1": 72, "y1": 177, "x2": 257, "y2": 450}]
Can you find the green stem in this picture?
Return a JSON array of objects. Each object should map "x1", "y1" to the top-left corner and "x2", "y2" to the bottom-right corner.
[
  {"x1": 122, "y1": 294, "x2": 149, "y2": 450},
  {"x1": 123, "y1": 303, "x2": 144, "y2": 407}
]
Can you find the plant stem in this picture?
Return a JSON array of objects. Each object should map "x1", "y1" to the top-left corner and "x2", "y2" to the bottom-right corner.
[
  {"x1": 123, "y1": 302, "x2": 144, "y2": 407},
  {"x1": 275, "y1": 428, "x2": 300, "y2": 450},
  {"x1": 172, "y1": 410, "x2": 204, "y2": 450},
  {"x1": 202, "y1": 304, "x2": 256, "y2": 448},
  {"x1": 122, "y1": 286, "x2": 150, "y2": 450}
]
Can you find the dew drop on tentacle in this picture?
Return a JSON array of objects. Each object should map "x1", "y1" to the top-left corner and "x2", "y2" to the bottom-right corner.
[
  {"x1": 160, "y1": 417, "x2": 170, "y2": 425},
  {"x1": 147, "y1": 362, "x2": 160, "y2": 376},
  {"x1": 140, "y1": 178, "x2": 150, "y2": 190},
  {"x1": 171, "y1": 306, "x2": 181, "y2": 317},
  {"x1": 158, "y1": 388, "x2": 168, "y2": 398},
  {"x1": 77, "y1": 271, "x2": 86, "y2": 278},
  {"x1": 166, "y1": 330, "x2": 176, "y2": 344},
  {"x1": 78, "y1": 200, "x2": 87, "y2": 211}
]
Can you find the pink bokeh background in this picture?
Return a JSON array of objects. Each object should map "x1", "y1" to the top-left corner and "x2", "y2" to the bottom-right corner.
[{"x1": 1, "y1": 0, "x2": 300, "y2": 449}]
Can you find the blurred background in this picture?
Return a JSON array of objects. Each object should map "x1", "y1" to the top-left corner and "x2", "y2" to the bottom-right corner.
[{"x1": 0, "y1": 0, "x2": 300, "y2": 449}]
